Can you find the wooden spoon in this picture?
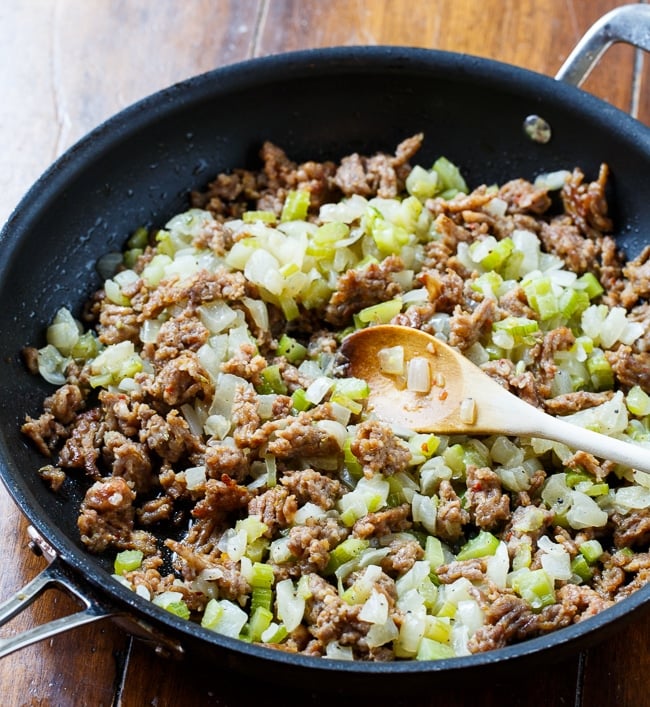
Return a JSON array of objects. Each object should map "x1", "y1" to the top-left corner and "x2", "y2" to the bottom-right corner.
[{"x1": 339, "y1": 324, "x2": 650, "y2": 473}]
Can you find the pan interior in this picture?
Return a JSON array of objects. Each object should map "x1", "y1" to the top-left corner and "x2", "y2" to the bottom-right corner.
[{"x1": 1, "y1": 46, "x2": 649, "y2": 670}]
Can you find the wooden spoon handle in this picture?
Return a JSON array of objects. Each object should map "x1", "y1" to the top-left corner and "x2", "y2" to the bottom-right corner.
[{"x1": 513, "y1": 403, "x2": 650, "y2": 474}]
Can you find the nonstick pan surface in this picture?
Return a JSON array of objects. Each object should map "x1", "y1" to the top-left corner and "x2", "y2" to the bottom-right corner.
[{"x1": 1, "y1": 45, "x2": 650, "y2": 692}]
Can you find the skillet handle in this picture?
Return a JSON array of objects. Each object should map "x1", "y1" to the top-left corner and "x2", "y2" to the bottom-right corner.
[
  {"x1": 556, "y1": 4, "x2": 650, "y2": 88},
  {"x1": 0, "y1": 546, "x2": 115, "y2": 659}
]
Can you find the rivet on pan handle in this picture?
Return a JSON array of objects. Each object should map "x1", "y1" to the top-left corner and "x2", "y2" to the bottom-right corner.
[{"x1": 556, "y1": 3, "x2": 650, "y2": 91}]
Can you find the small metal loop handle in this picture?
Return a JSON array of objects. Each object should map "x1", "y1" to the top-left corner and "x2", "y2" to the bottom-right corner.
[
  {"x1": 556, "y1": 3, "x2": 650, "y2": 87},
  {"x1": 0, "y1": 554, "x2": 115, "y2": 659}
]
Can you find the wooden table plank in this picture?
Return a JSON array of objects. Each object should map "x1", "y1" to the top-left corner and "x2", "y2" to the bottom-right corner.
[{"x1": 1, "y1": 2, "x2": 649, "y2": 706}]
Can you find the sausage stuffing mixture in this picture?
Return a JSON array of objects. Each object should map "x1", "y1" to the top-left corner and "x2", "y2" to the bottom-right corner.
[{"x1": 22, "y1": 134, "x2": 650, "y2": 661}]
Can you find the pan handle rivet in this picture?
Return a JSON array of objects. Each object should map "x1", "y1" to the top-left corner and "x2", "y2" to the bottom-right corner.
[{"x1": 523, "y1": 114, "x2": 552, "y2": 143}]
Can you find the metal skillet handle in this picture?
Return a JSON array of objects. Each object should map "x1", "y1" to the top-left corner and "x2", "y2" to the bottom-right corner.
[
  {"x1": 556, "y1": 3, "x2": 650, "y2": 88},
  {"x1": 0, "y1": 526, "x2": 115, "y2": 659}
]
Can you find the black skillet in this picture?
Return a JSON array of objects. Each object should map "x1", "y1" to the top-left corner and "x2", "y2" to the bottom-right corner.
[{"x1": 1, "y1": 4, "x2": 650, "y2": 695}]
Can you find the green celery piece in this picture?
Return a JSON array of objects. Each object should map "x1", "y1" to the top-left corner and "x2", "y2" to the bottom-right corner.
[
  {"x1": 258, "y1": 364, "x2": 288, "y2": 395},
  {"x1": 291, "y1": 388, "x2": 312, "y2": 412},
  {"x1": 559, "y1": 287, "x2": 590, "y2": 318},
  {"x1": 432, "y1": 157, "x2": 468, "y2": 194},
  {"x1": 356, "y1": 298, "x2": 403, "y2": 325},
  {"x1": 566, "y1": 470, "x2": 592, "y2": 488},
  {"x1": 493, "y1": 316, "x2": 539, "y2": 337},
  {"x1": 456, "y1": 530, "x2": 500, "y2": 560},
  {"x1": 246, "y1": 606, "x2": 274, "y2": 642},
  {"x1": 480, "y1": 237, "x2": 514, "y2": 271},
  {"x1": 511, "y1": 569, "x2": 555, "y2": 610},
  {"x1": 627, "y1": 385, "x2": 650, "y2": 416},
  {"x1": 332, "y1": 377, "x2": 370, "y2": 400},
  {"x1": 250, "y1": 586, "x2": 274, "y2": 613},
  {"x1": 586, "y1": 353, "x2": 613, "y2": 390},
  {"x1": 325, "y1": 537, "x2": 369, "y2": 575},
  {"x1": 576, "y1": 272, "x2": 604, "y2": 299},
  {"x1": 127, "y1": 226, "x2": 149, "y2": 249},
  {"x1": 343, "y1": 438, "x2": 363, "y2": 479},
  {"x1": 416, "y1": 637, "x2": 455, "y2": 661},
  {"x1": 250, "y1": 562, "x2": 275, "y2": 589},
  {"x1": 280, "y1": 189, "x2": 310, "y2": 222},
  {"x1": 243, "y1": 210, "x2": 277, "y2": 224},
  {"x1": 201, "y1": 598, "x2": 223, "y2": 630},
  {"x1": 166, "y1": 600, "x2": 191, "y2": 620},
  {"x1": 277, "y1": 334, "x2": 308, "y2": 364},
  {"x1": 585, "y1": 482, "x2": 609, "y2": 497},
  {"x1": 425, "y1": 535, "x2": 445, "y2": 569},
  {"x1": 579, "y1": 539, "x2": 604, "y2": 564},
  {"x1": 114, "y1": 549, "x2": 144, "y2": 575},
  {"x1": 571, "y1": 555, "x2": 593, "y2": 582}
]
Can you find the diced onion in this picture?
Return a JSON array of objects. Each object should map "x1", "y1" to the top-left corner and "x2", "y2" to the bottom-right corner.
[
  {"x1": 378, "y1": 346, "x2": 405, "y2": 375},
  {"x1": 407, "y1": 356, "x2": 431, "y2": 393},
  {"x1": 459, "y1": 398, "x2": 476, "y2": 424}
]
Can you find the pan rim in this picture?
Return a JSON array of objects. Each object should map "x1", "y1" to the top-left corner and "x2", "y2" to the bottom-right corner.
[{"x1": 1, "y1": 44, "x2": 650, "y2": 677}]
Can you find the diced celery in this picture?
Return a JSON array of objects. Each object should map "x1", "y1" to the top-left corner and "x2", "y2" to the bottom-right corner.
[
  {"x1": 571, "y1": 555, "x2": 593, "y2": 582},
  {"x1": 200, "y1": 599, "x2": 248, "y2": 637},
  {"x1": 512, "y1": 541, "x2": 532, "y2": 570},
  {"x1": 356, "y1": 298, "x2": 403, "y2": 325},
  {"x1": 70, "y1": 331, "x2": 101, "y2": 361},
  {"x1": 493, "y1": 316, "x2": 539, "y2": 338},
  {"x1": 432, "y1": 157, "x2": 468, "y2": 194},
  {"x1": 471, "y1": 271, "x2": 503, "y2": 298},
  {"x1": 243, "y1": 210, "x2": 277, "y2": 224},
  {"x1": 291, "y1": 388, "x2": 312, "y2": 412},
  {"x1": 480, "y1": 237, "x2": 514, "y2": 271},
  {"x1": 114, "y1": 549, "x2": 143, "y2": 575},
  {"x1": 258, "y1": 364, "x2": 288, "y2": 395},
  {"x1": 456, "y1": 530, "x2": 500, "y2": 561},
  {"x1": 576, "y1": 272, "x2": 604, "y2": 299},
  {"x1": 343, "y1": 438, "x2": 363, "y2": 479},
  {"x1": 511, "y1": 569, "x2": 555, "y2": 610},
  {"x1": 442, "y1": 444, "x2": 466, "y2": 476},
  {"x1": 586, "y1": 353, "x2": 614, "y2": 390},
  {"x1": 250, "y1": 586, "x2": 274, "y2": 613},
  {"x1": 579, "y1": 539, "x2": 604, "y2": 564},
  {"x1": 127, "y1": 226, "x2": 149, "y2": 249},
  {"x1": 166, "y1": 601, "x2": 191, "y2": 620},
  {"x1": 365, "y1": 207, "x2": 410, "y2": 254},
  {"x1": 566, "y1": 470, "x2": 592, "y2": 488},
  {"x1": 332, "y1": 377, "x2": 370, "y2": 400},
  {"x1": 424, "y1": 615, "x2": 452, "y2": 644},
  {"x1": 627, "y1": 385, "x2": 650, "y2": 416},
  {"x1": 559, "y1": 288, "x2": 590, "y2": 318},
  {"x1": 123, "y1": 248, "x2": 143, "y2": 269},
  {"x1": 406, "y1": 165, "x2": 440, "y2": 201},
  {"x1": 246, "y1": 606, "x2": 274, "y2": 642},
  {"x1": 409, "y1": 434, "x2": 440, "y2": 460},
  {"x1": 325, "y1": 537, "x2": 370, "y2": 575},
  {"x1": 330, "y1": 393, "x2": 363, "y2": 415},
  {"x1": 201, "y1": 598, "x2": 224, "y2": 630},
  {"x1": 280, "y1": 189, "x2": 310, "y2": 222},
  {"x1": 277, "y1": 334, "x2": 307, "y2": 363},
  {"x1": 425, "y1": 536, "x2": 445, "y2": 570},
  {"x1": 260, "y1": 622, "x2": 289, "y2": 644},
  {"x1": 436, "y1": 600, "x2": 457, "y2": 618},
  {"x1": 246, "y1": 537, "x2": 270, "y2": 563},
  {"x1": 250, "y1": 562, "x2": 275, "y2": 589},
  {"x1": 585, "y1": 482, "x2": 609, "y2": 497},
  {"x1": 416, "y1": 637, "x2": 455, "y2": 661}
]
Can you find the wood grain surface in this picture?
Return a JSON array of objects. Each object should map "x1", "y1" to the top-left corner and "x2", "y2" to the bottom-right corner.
[{"x1": 1, "y1": 2, "x2": 649, "y2": 706}]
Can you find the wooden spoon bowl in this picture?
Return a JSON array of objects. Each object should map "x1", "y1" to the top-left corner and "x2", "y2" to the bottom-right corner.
[{"x1": 340, "y1": 324, "x2": 650, "y2": 473}]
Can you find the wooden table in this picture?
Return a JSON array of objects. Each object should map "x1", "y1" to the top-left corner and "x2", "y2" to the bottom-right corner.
[{"x1": 1, "y1": 2, "x2": 649, "y2": 705}]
